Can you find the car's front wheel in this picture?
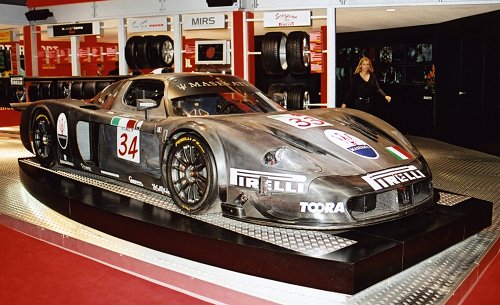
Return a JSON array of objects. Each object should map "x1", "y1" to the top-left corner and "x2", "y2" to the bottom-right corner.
[
  {"x1": 32, "y1": 111, "x2": 56, "y2": 167},
  {"x1": 164, "y1": 133, "x2": 217, "y2": 213}
]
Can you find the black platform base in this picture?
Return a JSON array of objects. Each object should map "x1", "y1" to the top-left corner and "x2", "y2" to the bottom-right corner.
[{"x1": 18, "y1": 158, "x2": 492, "y2": 295}]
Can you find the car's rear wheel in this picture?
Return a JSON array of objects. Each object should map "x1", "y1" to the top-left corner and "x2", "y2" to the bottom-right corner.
[
  {"x1": 32, "y1": 111, "x2": 56, "y2": 167},
  {"x1": 164, "y1": 133, "x2": 217, "y2": 213}
]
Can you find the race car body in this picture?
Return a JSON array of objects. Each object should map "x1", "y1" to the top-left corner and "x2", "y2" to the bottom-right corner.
[{"x1": 11, "y1": 73, "x2": 435, "y2": 229}]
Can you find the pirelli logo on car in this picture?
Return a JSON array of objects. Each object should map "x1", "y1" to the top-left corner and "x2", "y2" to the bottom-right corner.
[
  {"x1": 362, "y1": 165, "x2": 426, "y2": 191},
  {"x1": 230, "y1": 168, "x2": 307, "y2": 194}
]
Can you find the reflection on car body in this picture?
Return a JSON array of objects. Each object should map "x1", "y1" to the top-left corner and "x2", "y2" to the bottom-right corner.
[{"x1": 11, "y1": 73, "x2": 435, "y2": 230}]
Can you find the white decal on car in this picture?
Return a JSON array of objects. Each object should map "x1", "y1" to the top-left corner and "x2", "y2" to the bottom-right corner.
[
  {"x1": 116, "y1": 127, "x2": 140, "y2": 163},
  {"x1": 230, "y1": 168, "x2": 307, "y2": 194},
  {"x1": 299, "y1": 202, "x2": 346, "y2": 213},
  {"x1": 362, "y1": 165, "x2": 426, "y2": 191},
  {"x1": 57, "y1": 113, "x2": 68, "y2": 149},
  {"x1": 152, "y1": 183, "x2": 169, "y2": 195},
  {"x1": 128, "y1": 176, "x2": 144, "y2": 187},
  {"x1": 101, "y1": 170, "x2": 119, "y2": 178},
  {"x1": 268, "y1": 113, "x2": 332, "y2": 129},
  {"x1": 324, "y1": 129, "x2": 379, "y2": 159}
]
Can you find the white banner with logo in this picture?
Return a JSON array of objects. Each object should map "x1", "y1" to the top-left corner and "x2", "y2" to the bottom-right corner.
[
  {"x1": 183, "y1": 14, "x2": 226, "y2": 30},
  {"x1": 263, "y1": 11, "x2": 311, "y2": 27},
  {"x1": 128, "y1": 17, "x2": 168, "y2": 33}
]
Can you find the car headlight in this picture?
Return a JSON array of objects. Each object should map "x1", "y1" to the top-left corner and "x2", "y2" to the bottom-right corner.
[{"x1": 262, "y1": 146, "x2": 322, "y2": 173}]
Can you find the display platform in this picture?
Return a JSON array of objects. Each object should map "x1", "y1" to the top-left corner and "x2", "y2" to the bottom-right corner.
[{"x1": 17, "y1": 157, "x2": 492, "y2": 295}]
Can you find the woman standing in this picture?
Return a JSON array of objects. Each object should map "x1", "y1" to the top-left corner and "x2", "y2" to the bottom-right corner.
[{"x1": 342, "y1": 56, "x2": 391, "y2": 114}]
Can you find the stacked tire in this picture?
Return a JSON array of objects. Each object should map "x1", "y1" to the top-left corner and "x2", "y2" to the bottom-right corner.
[
  {"x1": 125, "y1": 35, "x2": 174, "y2": 69},
  {"x1": 27, "y1": 80, "x2": 112, "y2": 101},
  {"x1": 267, "y1": 83, "x2": 310, "y2": 110},
  {"x1": 261, "y1": 31, "x2": 310, "y2": 76},
  {"x1": 0, "y1": 81, "x2": 25, "y2": 106}
]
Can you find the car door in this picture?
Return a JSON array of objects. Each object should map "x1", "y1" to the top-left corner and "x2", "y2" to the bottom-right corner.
[{"x1": 98, "y1": 79, "x2": 166, "y2": 179}]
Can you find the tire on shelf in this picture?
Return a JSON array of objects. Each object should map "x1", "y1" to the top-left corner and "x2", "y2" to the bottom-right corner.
[
  {"x1": 261, "y1": 32, "x2": 288, "y2": 75},
  {"x1": 70, "y1": 81, "x2": 84, "y2": 99},
  {"x1": 56, "y1": 81, "x2": 72, "y2": 99},
  {"x1": 147, "y1": 35, "x2": 174, "y2": 68},
  {"x1": 83, "y1": 81, "x2": 98, "y2": 99},
  {"x1": 134, "y1": 35, "x2": 152, "y2": 69},
  {"x1": 28, "y1": 82, "x2": 42, "y2": 102},
  {"x1": 125, "y1": 36, "x2": 143, "y2": 69},
  {"x1": 267, "y1": 83, "x2": 288, "y2": 106},
  {"x1": 6, "y1": 85, "x2": 26, "y2": 103},
  {"x1": 39, "y1": 81, "x2": 55, "y2": 99},
  {"x1": 96, "y1": 81, "x2": 112, "y2": 93},
  {"x1": 286, "y1": 31, "x2": 311, "y2": 75},
  {"x1": 287, "y1": 83, "x2": 310, "y2": 110}
]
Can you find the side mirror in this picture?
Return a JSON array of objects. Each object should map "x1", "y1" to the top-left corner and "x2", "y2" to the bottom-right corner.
[{"x1": 136, "y1": 98, "x2": 158, "y2": 120}]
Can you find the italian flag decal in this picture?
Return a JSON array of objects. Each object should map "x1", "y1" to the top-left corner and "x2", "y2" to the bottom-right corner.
[
  {"x1": 385, "y1": 145, "x2": 413, "y2": 160},
  {"x1": 111, "y1": 117, "x2": 139, "y2": 129}
]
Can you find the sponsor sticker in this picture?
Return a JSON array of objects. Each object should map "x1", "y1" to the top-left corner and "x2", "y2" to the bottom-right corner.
[
  {"x1": 268, "y1": 113, "x2": 332, "y2": 129},
  {"x1": 230, "y1": 168, "x2": 307, "y2": 194},
  {"x1": 299, "y1": 202, "x2": 345, "y2": 214},
  {"x1": 117, "y1": 127, "x2": 140, "y2": 163},
  {"x1": 57, "y1": 113, "x2": 68, "y2": 149},
  {"x1": 324, "y1": 129, "x2": 379, "y2": 159},
  {"x1": 128, "y1": 176, "x2": 144, "y2": 187},
  {"x1": 362, "y1": 165, "x2": 426, "y2": 191},
  {"x1": 385, "y1": 145, "x2": 413, "y2": 160},
  {"x1": 111, "y1": 116, "x2": 141, "y2": 130}
]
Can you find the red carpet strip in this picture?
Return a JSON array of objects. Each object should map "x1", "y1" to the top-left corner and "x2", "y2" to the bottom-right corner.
[
  {"x1": 461, "y1": 248, "x2": 500, "y2": 305},
  {"x1": 0, "y1": 224, "x2": 213, "y2": 305}
]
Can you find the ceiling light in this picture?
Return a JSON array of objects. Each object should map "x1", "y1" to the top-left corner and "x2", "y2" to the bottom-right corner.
[{"x1": 386, "y1": 9, "x2": 396, "y2": 12}]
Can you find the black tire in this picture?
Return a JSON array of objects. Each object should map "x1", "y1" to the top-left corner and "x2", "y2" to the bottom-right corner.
[
  {"x1": 8, "y1": 86, "x2": 26, "y2": 103},
  {"x1": 96, "y1": 81, "x2": 112, "y2": 93},
  {"x1": 56, "y1": 81, "x2": 72, "y2": 99},
  {"x1": 71, "y1": 81, "x2": 84, "y2": 99},
  {"x1": 39, "y1": 81, "x2": 55, "y2": 99},
  {"x1": 261, "y1": 32, "x2": 288, "y2": 75},
  {"x1": 125, "y1": 36, "x2": 142, "y2": 69},
  {"x1": 147, "y1": 35, "x2": 174, "y2": 68},
  {"x1": 164, "y1": 133, "x2": 217, "y2": 213},
  {"x1": 135, "y1": 35, "x2": 151, "y2": 69},
  {"x1": 83, "y1": 81, "x2": 97, "y2": 99},
  {"x1": 286, "y1": 31, "x2": 310, "y2": 75},
  {"x1": 267, "y1": 83, "x2": 288, "y2": 106},
  {"x1": 32, "y1": 111, "x2": 56, "y2": 167},
  {"x1": 28, "y1": 82, "x2": 42, "y2": 102},
  {"x1": 287, "y1": 83, "x2": 310, "y2": 110}
]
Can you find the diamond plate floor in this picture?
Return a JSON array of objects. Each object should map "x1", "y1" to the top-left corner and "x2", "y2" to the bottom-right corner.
[{"x1": 0, "y1": 133, "x2": 498, "y2": 305}]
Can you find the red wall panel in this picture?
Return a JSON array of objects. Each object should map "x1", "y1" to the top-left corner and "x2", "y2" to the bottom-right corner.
[{"x1": 27, "y1": 0, "x2": 104, "y2": 7}]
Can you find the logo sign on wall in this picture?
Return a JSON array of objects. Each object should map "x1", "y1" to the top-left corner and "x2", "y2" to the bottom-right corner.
[
  {"x1": 263, "y1": 11, "x2": 311, "y2": 27},
  {"x1": 48, "y1": 22, "x2": 102, "y2": 37},
  {"x1": 128, "y1": 17, "x2": 168, "y2": 33},
  {"x1": 183, "y1": 14, "x2": 226, "y2": 30},
  {"x1": 0, "y1": 31, "x2": 13, "y2": 43}
]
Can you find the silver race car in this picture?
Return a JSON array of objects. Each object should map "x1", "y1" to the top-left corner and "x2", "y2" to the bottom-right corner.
[{"x1": 11, "y1": 73, "x2": 435, "y2": 229}]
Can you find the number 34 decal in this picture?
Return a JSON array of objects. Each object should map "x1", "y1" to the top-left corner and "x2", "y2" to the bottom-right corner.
[{"x1": 117, "y1": 127, "x2": 140, "y2": 163}]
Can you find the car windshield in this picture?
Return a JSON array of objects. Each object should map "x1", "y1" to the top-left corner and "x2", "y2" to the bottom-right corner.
[{"x1": 171, "y1": 91, "x2": 284, "y2": 116}]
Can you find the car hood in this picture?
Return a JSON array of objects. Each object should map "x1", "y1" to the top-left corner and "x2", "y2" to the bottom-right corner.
[{"x1": 195, "y1": 108, "x2": 425, "y2": 176}]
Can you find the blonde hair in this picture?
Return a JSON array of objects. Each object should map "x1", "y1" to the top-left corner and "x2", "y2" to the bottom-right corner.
[{"x1": 354, "y1": 56, "x2": 374, "y2": 74}]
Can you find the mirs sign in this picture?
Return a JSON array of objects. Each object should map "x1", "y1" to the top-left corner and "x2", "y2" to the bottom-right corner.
[{"x1": 183, "y1": 14, "x2": 226, "y2": 30}]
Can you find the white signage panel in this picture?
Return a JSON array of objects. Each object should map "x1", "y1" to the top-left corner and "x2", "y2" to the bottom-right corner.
[
  {"x1": 183, "y1": 14, "x2": 226, "y2": 30},
  {"x1": 128, "y1": 17, "x2": 168, "y2": 33},
  {"x1": 263, "y1": 11, "x2": 311, "y2": 27}
]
